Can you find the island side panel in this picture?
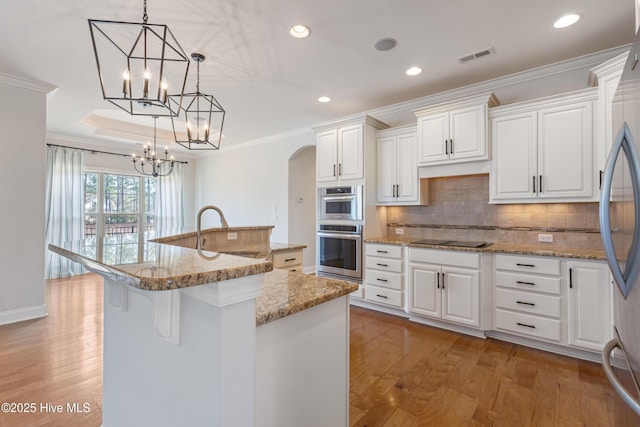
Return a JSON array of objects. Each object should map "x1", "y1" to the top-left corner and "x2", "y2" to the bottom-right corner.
[
  {"x1": 102, "y1": 277, "x2": 257, "y2": 427},
  {"x1": 255, "y1": 295, "x2": 350, "y2": 427}
]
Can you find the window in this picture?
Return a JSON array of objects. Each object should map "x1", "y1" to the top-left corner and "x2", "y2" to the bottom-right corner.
[{"x1": 84, "y1": 172, "x2": 156, "y2": 238}]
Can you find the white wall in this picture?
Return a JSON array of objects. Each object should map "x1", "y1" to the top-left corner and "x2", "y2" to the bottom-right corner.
[
  {"x1": 288, "y1": 146, "x2": 316, "y2": 270},
  {"x1": 195, "y1": 131, "x2": 315, "y2": 243},
  {"x1": 0, "y1": 78, "x2": 50, "y2": 324}
]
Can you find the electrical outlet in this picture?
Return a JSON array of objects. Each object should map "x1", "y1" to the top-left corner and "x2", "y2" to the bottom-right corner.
[
  {"x1": 538, "y1": 233, "x2": 553, "y2": 243},
  {"x1": 395, "y1": 228, "x2": 404, "y2": 235},
  {"x1": 227, "y1": 232, "x2": 238, "y2": 240}
]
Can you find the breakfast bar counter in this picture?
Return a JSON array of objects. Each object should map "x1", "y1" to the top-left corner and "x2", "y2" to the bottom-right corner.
[{"x1": 48, "y1": 228, "x2": 356, "y2": 427}]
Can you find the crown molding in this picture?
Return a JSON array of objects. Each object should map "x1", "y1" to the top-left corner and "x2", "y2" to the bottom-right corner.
[
  {"x1": 201, "y1": 127, "x2": 315, "y2": 156},
  {"x1": 0, "y1": 72, "x2": 56, "y2": 93},
  {"x1": 587, "y1": 52, "x2": 628, "y2": 87}
]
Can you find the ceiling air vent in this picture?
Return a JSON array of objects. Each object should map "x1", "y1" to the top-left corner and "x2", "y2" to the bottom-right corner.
[{"x1": 457, "y1": 47, "x2": 494, "y2": 64}]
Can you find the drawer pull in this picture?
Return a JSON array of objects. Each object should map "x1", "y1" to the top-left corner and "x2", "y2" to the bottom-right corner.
[
  {"x1": 516, "y1": 301, "x2": 535, "y2": 306},
  {"x1": 377, "y1": 263, "x2": 389, "y2": 267},
  {"x1": 376, "y1": 278, "x2": 388, "y2": 282},
  {"x1": 516, "y1": 280, "x2": 536, "y2": 286},
  {"x1": 376, "y1": 250, "x2": 388, "y2": 254},
  {"x1": 284, "y1": 258, "x2": 297, "y2": 262},
  {"x1": 376, "y1": 294, "x2": 388, "y2": 299},
  {"x1": 516, "y1": 322, "x2": 536, "y2": 329},
  {"x1": 516, "y1": 263, "x2": 536, "y2": 268}
]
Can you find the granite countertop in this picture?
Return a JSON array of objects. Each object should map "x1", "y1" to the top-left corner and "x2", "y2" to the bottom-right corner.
[
  {"x1": 256, "y1": 269, "x2": 358, "y2": 327},
  {"x1": 270, "y1": 242, "x2": 307, "y2": 253},
  {"x1": 365, "y1": 236, "x2": 606, "y2": 260}
]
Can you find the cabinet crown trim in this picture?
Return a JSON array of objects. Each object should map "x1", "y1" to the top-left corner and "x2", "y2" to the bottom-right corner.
[
  {"x1": 312, "y1": 114, "x2": 389, "y2": 133},
  {"x1": 412, "y1": 91, "x2": 499, "y2": 117},
  {"x1": 376, "y1": 124, "x2": 417, "y2": 137},
  {"x1": 587, "y1": 52, "x2": 628, "y2": 87},
  {"x1": 488, "y1": 88, "x2": 597, "y2": 117}
]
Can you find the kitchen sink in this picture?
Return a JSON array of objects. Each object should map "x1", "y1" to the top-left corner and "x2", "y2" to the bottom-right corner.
[{"x1": 411, "y1": 239, "x2": 492, "y2": 248}]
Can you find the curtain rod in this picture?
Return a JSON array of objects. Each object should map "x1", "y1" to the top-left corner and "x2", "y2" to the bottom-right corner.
[{"x1": 46, "y1": 143, "x2": 189, "y2": 165}]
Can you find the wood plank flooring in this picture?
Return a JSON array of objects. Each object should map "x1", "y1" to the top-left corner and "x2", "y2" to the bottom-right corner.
[{"x1": 0, "y1": 274, "x2": 638, "y2": 426}]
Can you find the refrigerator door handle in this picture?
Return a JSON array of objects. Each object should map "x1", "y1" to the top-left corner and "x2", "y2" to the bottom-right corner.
[
  {"x1": 602, "y1": 336, "x2": 640, "y2": 416},
  {"x1": 600, "y1": 122, "x2": 640, "y2": 298}
]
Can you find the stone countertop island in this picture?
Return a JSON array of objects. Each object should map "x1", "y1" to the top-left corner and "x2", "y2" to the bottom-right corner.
[{"x1": 49, "y1": 227, "x2": 357, "y2": 427}]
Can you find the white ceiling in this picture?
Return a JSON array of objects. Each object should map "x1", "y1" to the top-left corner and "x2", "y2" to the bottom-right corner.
[{"x1": 0, "y1": 0, "x2": 635, "y2": 154}]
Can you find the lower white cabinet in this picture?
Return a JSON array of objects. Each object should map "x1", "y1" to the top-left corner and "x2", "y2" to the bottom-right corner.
[
  {"x1": 566, "y1": 260, "x2": 612, "y2": 352},
  {"x1": 408, "y1": 248, "x2": 481, "y2": 328},
  {"x1": 364, "y1": 243, "x2": 404, "y2": 308},
  {"x1": 271, "y1": 249, "x2": 303, "y2": 272}
]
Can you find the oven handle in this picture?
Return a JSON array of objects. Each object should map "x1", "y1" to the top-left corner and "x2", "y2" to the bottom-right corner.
[
  {"x1": 321, "y1": 195, "x2": 356, "y2": 202},
  {"x1": 317, "y1": 232, "x2": 362, "y2": 240}
]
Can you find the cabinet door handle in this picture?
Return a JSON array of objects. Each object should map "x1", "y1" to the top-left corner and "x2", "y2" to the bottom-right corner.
[
  {"x1": 450, "y1": 139, "x2": 453, "y2": 154},
  {"x1": 339, "y1": 163, "x2": 342, "y2": 176},
  {"x1": 516, "y1": 322, "x2": 536, "y2": 329},
  {"x1": 284, "y1": 258, "x2": 297, "y2": 262},
  {"x1": 376, "y1": 278, "x2": 388, "y2": 282},
  {"x1": 569, "y1": 267, "x2": 573, "y2": 289},
  {"x1": 516, "y1": 301, "x2": 535, "y2": 306},
  {"x1": 599, "y1": 170, "x2": 604, "y2": 190},
  {"x1": 376, "y1": 250, "x2": 388, "y2": 254},
  {"x1": 377, "y1": 263, "x2": 388, "y2": 267},
  {"x1": 516, "y1": 280, "x2": 536, "y2": 286},
  {"x1": 539, "y1": 175, "x2": 543, "y2": 193},
  {"x1": 516, "y1": 263, "x2": 536, "y2": 268},
  {"x1": 445, "y1": 139, "x2": 449, "y2": 155},
  {"x1": 396, "y1": 184, "x2": 399, "y2": 197},
  {"x1": 376, "y1": 294, "x2": 388, "y2": 299},
  {"x1": 437, "y1": 272, "x2": 440, "y2": 289},
  {"x1": 441, "y1": 272, "x2": 445, "y2": 289},
  {"x1": 333, "y1": 164, "x2": 336, "y2": 177},
  {"x1": 533, "y1": 176, "x2": 536, "y2": 193}
]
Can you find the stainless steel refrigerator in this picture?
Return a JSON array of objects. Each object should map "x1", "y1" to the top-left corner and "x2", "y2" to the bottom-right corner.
[{"x1": 601, "y1": 31, "x2": 640, "y2": 420}]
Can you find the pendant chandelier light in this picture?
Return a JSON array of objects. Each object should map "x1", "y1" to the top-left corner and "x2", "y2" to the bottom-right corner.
[
  {"x1": 132, "y1": 116, "x2": 174, "y2": 177},
  {"x1": 88, "y1": 0, "x2": 190, "y2": 117},
  {"x1": 170, "y1": 53, "x2": 226, "y2": 150}
]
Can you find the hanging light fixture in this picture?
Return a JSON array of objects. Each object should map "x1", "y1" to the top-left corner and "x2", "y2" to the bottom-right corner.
[
  {"x1": 170, "y1": 53, "x2": 226, "y2": 150},
  {"x1": 88, "y1": 0, "x2": 190, "y2": 117},
  {"x1": 132, "y1": 116, "x2": 174, "y2": 177}
]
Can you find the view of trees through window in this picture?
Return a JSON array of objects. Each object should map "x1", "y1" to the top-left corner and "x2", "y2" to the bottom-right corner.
[{"x1": 84, "y1": 172, "x2": 156, "y2": 238}]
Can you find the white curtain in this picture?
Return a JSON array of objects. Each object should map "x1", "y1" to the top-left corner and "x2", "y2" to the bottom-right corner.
[
  {"x1": 45, "y1": 146, "x2": 84, "y2": 279},
  {"x1": 155, "y1": 162, "x2": 184, "y2": 232}
]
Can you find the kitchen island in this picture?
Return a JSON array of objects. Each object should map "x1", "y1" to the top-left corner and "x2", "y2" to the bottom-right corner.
[{"x1": 48, "y1": 228, "x2": 357, "y2": 427}]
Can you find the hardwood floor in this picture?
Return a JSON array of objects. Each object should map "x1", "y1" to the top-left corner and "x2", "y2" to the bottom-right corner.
[{"x1": 0, "y1": 275, "x2": 638, "y2": 426}]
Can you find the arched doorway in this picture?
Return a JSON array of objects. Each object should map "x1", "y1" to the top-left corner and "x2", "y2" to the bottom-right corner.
[{"x1": 288, "y1": 145, "x2": 316, "y2": 272}]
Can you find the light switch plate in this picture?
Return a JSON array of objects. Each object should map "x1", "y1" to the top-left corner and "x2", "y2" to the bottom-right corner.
[
  {"x1": 227, "y1": 232, "x2": 238, "y2": 240},
  {"x1": 395, "y1": 228, "x2": 404, "y2": 235},
  {"x1": 538, "y1": 233, "x2": 553, "y2": 243}
]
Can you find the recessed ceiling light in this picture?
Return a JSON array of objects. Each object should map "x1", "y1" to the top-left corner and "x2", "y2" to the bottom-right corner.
[
  {"x1": 289, "y1": 24, "x2": 310, "y2": 38},
  {"x1": 374, "y1": 38, "x2": 397, "y2": 51},
  {"x1": 406, "y1": 67, "x2": 422, "y2": 76},
  {"x1": 553, "y1": 14, "x2": 580, "y2": 29},
  {"x1": 318, "y1": 96, "x2": 331, "y2": 103}
]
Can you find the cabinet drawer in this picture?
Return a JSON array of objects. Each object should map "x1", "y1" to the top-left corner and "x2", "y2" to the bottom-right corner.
[
  {"x1": 495, "y1": 254, "x2": 560, "y2": 276},
  {"x1": 365, "y1": 285, "x2": 403, "y2": 308},
  {"x1": 366, "y1": 269, "x2": 403, "y2": 290},
  {"x1": 272, "y1": 250, "x2": 303, "y2": 268},
  {"x1": 495, "y1": 288, "x2": 561, "y2": 318},
  {"x1": 366, "y1": 244, "x2": 403, "y2": 259},
  {"x1": 350, "y1": 284, "x2": 364, "y2": 299},
  {"x1": 495, "y1": 309, "x2": 561, "y2": 342},
  {"x1": 495, "y1": 271, "x2": 561, "y2": 295},
  {"x1": 408, "y1": 248, "x2": 480, "y2": 269},
  {"x1": 366, "y1": 256, "x2": 403, "y2": 273}
]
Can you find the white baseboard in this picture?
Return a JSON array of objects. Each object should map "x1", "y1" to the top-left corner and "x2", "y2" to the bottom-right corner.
[
  {"x1": 0, "y1": 304, "x2": 48, "y2": 325},
  {"x1": 303, "y1": 266, "x2": 316, "y2": 275}
]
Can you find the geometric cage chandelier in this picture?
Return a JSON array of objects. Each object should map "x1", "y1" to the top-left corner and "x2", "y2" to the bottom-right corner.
[
  {"x1": 170, "y1": 53, "x2": 226, "y2": 150},
  {"x1": 88, "y1": 0, "x2": 190, "y2": 118}
]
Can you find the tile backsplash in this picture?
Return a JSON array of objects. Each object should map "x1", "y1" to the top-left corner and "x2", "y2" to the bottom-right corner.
[{"x1": 385, "y1": 174, "x2": 601, "y2": 249}]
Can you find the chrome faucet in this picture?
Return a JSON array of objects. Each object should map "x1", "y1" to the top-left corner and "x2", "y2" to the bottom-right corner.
[{"x1": 196, "y1": 205, "x2": 229, "y2": 249}]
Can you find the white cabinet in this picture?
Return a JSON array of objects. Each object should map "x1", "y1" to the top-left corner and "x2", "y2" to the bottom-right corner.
[
  {"x1": 494, "y1": 254, "x2": 563, "y2": 342},
  {"x1": 490, "y1": 89, "x2": 597, "y2": 203},
  {"x1": 316, "y1": 124, "x2": 363, "y2": 183},
  {"x1": 566, "y1": 260, "x2": 612, "y2": 352},
  {"x1": 364, "y1": 243, "x2": 404, "y2": 308},
  {"x1": 376, "y1": 126, "x2": 420, "y2": 205},
  {"x1": 414, "y1": 92, "x2": 498, "y2": 166},
  {"x1": 271, "y1": 249, "x2": 303, "y2": 272},
  {"x1": 408, "y1": 248, "x2": 481, "y2": 328}
]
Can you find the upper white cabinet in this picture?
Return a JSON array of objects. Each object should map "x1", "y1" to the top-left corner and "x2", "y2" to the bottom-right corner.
[
  {"x1": 315, "y1": 116, "x2": 388, "y2": 185},
  {"x1": 414, "y1": 92, "x2": 498, "y2": 166},
  {"x1": 316, "y1": 124, "x2": 363, "y2": 182},
  {"x1": 489, "y1": 89, "x2": 597, "y2": 203},
  {"x1": 376, "y1": 125, "x2": 420, "y2": 205},
  {"x1": 588, "y1": 52, "x2": 627, "y2": 193}
]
